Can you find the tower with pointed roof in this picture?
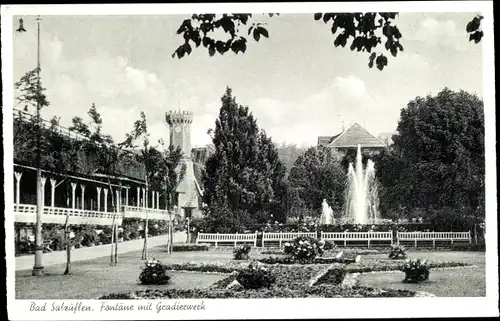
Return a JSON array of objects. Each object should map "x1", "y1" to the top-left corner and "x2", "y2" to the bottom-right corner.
[{"x1": 166, "y1": 110, "x2": 203, "y2": 221}]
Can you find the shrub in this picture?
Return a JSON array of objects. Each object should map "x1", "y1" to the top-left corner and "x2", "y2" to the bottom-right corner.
[
  {"x1": 388, "y1": 245, "x2": 408, "y2": 259},
  {"x1": 139, "y1": 258, "x2": 171, "y2": 285},
  {"x1": 402, "y1": 258, "x2": 430, "y2": 283},
  {"x1": 172, "y1": 243, "x2": 210, "y2": 252},
  {"x1": 258, "y1": 256, "x2": 295, "y2": 265},
  {"x1": 283, "y1": 236, "x2": 324, "y2": 263},
  {"x1": 323, "y1": 240, "x2": 336, "y2": 251},
  {"x1": 233, "y1": 244, "x2": 252, "y2": 260},
  {"x1": 314, "y1": 268, "x2": 347, "y2": 286},
  {"x1": 235, "y1": 261, "x2": 276, "y2": 289}
]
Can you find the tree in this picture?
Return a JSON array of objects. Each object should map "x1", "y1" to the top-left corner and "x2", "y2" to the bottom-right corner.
[
  {"x1": 202, "y1": 87, "x2": 287, "y2": 232},
  {"x1": 69, "y1": 103, "x2": 123, "y2": 266},
  {"x1": 173, "y1": 13, "x2": 484, "y2": 70},
  {"x1": 119, "y1": 112, "x2": 185, "y2": 258},
  {"x1": 276, "y1": 143, "x2": 310, "y2": 178},
  {"x1": 379, "y1": 88, "x2": 484, "y2": 219},
  {"x1": 288, "y1": 146, "x2": 346, "y2": 220}
]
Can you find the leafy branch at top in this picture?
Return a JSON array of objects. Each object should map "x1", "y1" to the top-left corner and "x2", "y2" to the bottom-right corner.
[
  {"x1": 172, "y1": 13, "x2": 277, "y2": 59},
  {"x1": 466, "y1": 15, "x2": 484, "y2": 44},
  {"x1": 173, "y1": 12, "x2": 485, "y2": 71}
]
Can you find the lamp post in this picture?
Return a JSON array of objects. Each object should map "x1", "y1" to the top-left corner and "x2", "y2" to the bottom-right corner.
[{"x1": 32, "y1": 15, "x2": 45, "y2": 276}]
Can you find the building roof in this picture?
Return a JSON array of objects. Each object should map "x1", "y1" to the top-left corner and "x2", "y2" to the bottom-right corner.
[{"x1": 326, "y1": 123, "x2": 387, "y2": 148}]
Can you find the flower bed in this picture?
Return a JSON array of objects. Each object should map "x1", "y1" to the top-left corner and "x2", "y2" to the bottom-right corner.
[
  {"x1": 343, "y1": 259, "x2": 470, "y2": 274},
  {"x1": 165, "y1": 261, "x2": 248, "y2": 274},
  {"x1": 99, "y1": 284, "x2": 418, "y2": 299},
  {"x1": 172, "y1": 243, "x2": 210, "y2": 252}
]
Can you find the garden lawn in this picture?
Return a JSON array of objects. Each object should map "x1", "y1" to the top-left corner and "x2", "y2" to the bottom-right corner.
[
  {"x1": 356, "y1": 251, "x2": 485, "y2": 297},
  {"x1": 15, "y1": 245, "x2": 228, "y2": 300}
]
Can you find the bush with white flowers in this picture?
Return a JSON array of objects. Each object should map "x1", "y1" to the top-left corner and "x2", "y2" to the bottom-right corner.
[
  {"x1": 139, "y1": 258, "x2": 171, "y2": 285},
  {"x1": 402, "y1": 258, "x2": 430, "y2": 283},
  {"x1": 283, "y1": 236, "x2": 324, "y2": 263}
]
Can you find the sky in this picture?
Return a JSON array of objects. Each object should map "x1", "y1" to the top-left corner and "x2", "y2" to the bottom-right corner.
[{"x1": 12, "y1": 11, "x2": 483, "y2": 148}]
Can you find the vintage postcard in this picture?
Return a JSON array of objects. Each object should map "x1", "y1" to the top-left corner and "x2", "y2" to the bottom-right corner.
[{"x1": 2, "y1": 1, "x2": 498, "y2": 320}]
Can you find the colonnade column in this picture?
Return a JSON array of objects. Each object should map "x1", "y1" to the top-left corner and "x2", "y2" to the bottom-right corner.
[
  {"x1": 14, "y1": 172, "x2": 23, "y2": 204},
  {"x1": 50, "y1": 178, "x2": 56, "y2": 208},
  {"x1": 71, "y1": 182, "x2": 77, "y2": 209},
  {"x1": 104, "y1": 188, "x2": 108, "y2": 212},
  {"x1": 96, "y1": 187, "x2": 102, "y2": 211},
  {"x1": 41, "y1": 177, "x2": 47, "y2": 206},
  {"x1": 80, "y1": 184, "x2": 86, "y2": 210}
]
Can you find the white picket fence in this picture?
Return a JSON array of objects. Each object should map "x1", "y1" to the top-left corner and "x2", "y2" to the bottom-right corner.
[
  {"x1": 320, "y1": 231, "x2": 393, "y2": 247},
  {"x1": 397, "y1": 231, "x2": 471, "y2": 248},
  {"x1": 196, "y1": 232, "x2": 258, "y2": 247},
  {"x1": 262, "y1": 232, "x2": 317, "y2": 247}
]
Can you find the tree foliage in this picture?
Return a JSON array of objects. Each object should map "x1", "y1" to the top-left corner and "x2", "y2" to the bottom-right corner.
[
  {"x1": 173, "y1": 12, "x2": 484, "y2": 70},
  {"x1": 14, "y1": 67, "x2": 50, "y2": 110},
  {"x1": 202, "y1": 87, "x2": 287, "y2": 232},
  {"x1": 466, "y1": 14, "x2": 484, "y2": 43},
  {"x1": 375, "y1": 88, "x2": 484, "y2": 216},
  {"x1": 276, "y1": 143, "x2": 310, "y2": 178},
  {"x1": 119, "y1": 112, "x2": 185, "y2": 210},
  {"x1": 288, "y1": 146, "x2": 346, "y2": 216}
]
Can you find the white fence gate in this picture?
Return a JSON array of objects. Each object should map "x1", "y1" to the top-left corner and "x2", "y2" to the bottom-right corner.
[
  {"x1": 397, "y1": 231, "x2": 471, "y2": 248},
  {"x1": 320, "y1": 231, "x2": 393, "y2": 247},
  {"x1": 262, "y1": 232, "x2": 317, "y2": 247},
  {"x1": 196, "y1": 232, "x2": 258, "y2": 247}
]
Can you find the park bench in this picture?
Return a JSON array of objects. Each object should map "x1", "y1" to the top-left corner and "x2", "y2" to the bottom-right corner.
[
  {"x1": 320, "y1": 231, "x2": 393, "y2": 247},
  {"x1": 396, "y1": 231, "x2": 471, "y2": 248},
  {"x1": 196, "y1": 232, "x2": 258, "y2": 247},
  {"x1": 262, "y1": 232, "x2": 318, "y2": 247}
]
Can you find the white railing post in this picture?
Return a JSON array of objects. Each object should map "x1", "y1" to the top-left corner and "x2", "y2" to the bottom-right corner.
[
  {"x1": 254, "y1": 231, "x2": 258, "y2": 248},
  {"x1": 151, "y1": 191, "x2": 155, "y2": 209},
  {"x1": 137, "y1": 186, "x2": 140, "y2": 207},
  {"x1": 344, "y1": 231, "x2": 347, "y2": 247},
  {"x1": 14, "y1": 172, "x2": 23, "y2": 204},
  {"x1": 215, "y1": 232, "x2": 218, "y2": 248},
  {"x1": 234, "y1": 232, "x2": 237, "y2": 247},
  {"x1": 279, "y1": 232, "x2": 282, "y2": 248}
]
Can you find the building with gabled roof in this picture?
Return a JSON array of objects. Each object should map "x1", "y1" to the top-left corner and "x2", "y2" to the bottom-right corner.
[{"x1": 318, "y1": 122, "x2": 387, "y2": 155}]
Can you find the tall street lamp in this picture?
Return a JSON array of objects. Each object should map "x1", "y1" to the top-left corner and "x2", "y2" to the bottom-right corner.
[
  {"x1": 33, "y1": 15, "x2": 44, "y2": 276},
  {"x1": 17, "y1": 15, "x2": 45, "y2": 276}
]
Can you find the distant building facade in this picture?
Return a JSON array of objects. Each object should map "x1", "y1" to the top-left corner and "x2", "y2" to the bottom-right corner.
[{"x1": 318, "y1": 122, "x2": 387, "y2": 156}]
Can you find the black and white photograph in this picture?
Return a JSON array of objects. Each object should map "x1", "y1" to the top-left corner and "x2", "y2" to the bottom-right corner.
[{"x1": 2, "y1": 2, "x2": 497, "y2": 320}]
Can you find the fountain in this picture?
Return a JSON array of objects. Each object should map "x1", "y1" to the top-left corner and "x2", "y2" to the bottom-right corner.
[
  {"x1": 345, "y1": 144, "x2": 380, "y2": 224},
  {"x1": 320, "y1": 199, "x2": 334, "y2": 225}
]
